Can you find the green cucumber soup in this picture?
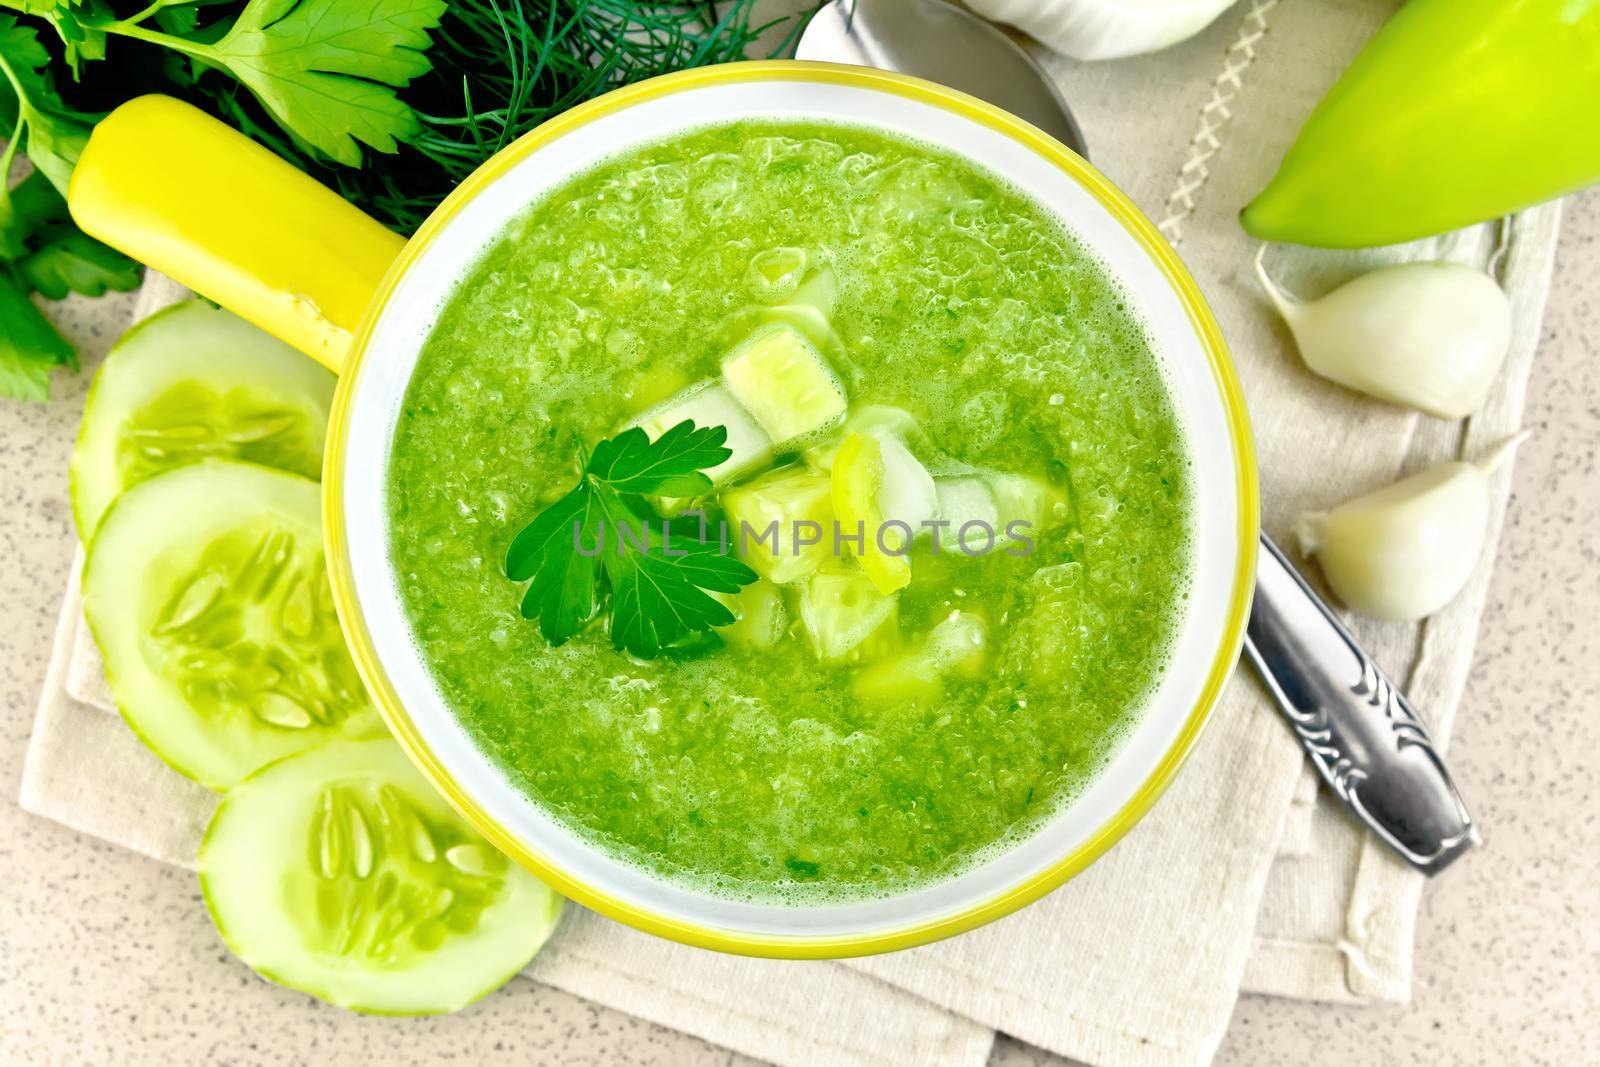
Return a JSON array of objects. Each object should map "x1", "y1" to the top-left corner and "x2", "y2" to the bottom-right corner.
[{"x1": 387, "y1": 121, "x2": 1192, "y2": 903}]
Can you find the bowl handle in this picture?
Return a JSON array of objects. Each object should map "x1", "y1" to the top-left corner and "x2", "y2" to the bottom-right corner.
[{"x1": 68, "y1": 95, "x2": 404, "y2": 374}]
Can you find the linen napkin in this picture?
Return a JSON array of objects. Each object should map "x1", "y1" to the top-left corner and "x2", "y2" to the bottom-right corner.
[{"x1": 19, "y1": 1, "x2": 1565, "y2": 1064}]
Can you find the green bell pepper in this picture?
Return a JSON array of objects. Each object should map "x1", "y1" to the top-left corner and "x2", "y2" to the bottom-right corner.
[{"x1": 1241, "y1": 0, "x2": 1600, "y2": 248}]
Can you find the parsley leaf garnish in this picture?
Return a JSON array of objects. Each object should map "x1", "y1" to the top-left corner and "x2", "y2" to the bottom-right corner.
[
  {"x1": 584, "y1": 418, "x2": 732, "y2": 498},
  {"x1": 505, "y1": 420, "x2": 759, "y2": 660}
]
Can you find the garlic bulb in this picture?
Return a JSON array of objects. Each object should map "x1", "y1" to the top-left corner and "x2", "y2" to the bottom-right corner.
[
  {"x1": 966, "y1": 0, "x2": 1241, "y2": 61},
  {"x1": 1297, "y1": 435, "x2": 1526, "y2": 622},
  {"x1": 1255, "y1": 250, "x2": 1512, "y2": 419}
]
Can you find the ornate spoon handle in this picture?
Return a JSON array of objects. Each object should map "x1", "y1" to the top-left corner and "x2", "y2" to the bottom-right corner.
[{"x1": 1244, "y1": 534, "x2": 1479, "y2": 874}]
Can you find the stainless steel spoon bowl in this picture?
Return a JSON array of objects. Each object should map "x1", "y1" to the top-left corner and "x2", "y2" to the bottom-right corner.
[{"x1": 796, "y1": 0, "x2": 1089, "y2": 158}]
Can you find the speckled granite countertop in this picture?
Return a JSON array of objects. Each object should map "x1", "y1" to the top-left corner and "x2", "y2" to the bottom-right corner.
[{"x1": 4, "y1": 190, "x2": 1596, "y2": 1066}]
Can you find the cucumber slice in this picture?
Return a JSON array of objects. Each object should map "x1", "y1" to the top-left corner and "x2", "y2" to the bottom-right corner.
[
  {"x1": 721, "y1": 323, "x2": 847, "y2": 447},
  {"x1": 722, "y1": 465, "x2": 835, "y2": 584},
  {"x1": 747, "y1": 246, "x2": 809, "y2": 298},
  {"x1": 200, "y1": 739, "x2": 564, "y2": 1016},
  {"x1": 71, "y1": 300, "x2": 335, "y2": 540},
  {"x1": 83, "y1": 460, "x2": 383, "y2": 789},
  {"x1": 631, "y1": 381, "x2": 772, "y2": 486},
  {"x1": 797, "y1": 569, "x2": 899, "y2": 662}
]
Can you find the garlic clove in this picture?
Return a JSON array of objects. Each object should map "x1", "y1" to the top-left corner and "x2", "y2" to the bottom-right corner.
[
  {"x1": 1255, "y1": 249, "x2": 1512, "y2": 420},
  {"x1": 1296, "y1": 434, "x2": 1526, "y2": 623}
]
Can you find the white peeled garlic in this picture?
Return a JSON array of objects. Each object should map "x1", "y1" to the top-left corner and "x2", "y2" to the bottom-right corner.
[
  {"x1": 1297, "y1": 434, "x2": 1526, "y2": 622},
  {"x1": 1255, "y1": 249, "x2": 1512, "y2": 419},
  {"x1": 966, "y1": 0, "x2": 1240, "y2": 61}
]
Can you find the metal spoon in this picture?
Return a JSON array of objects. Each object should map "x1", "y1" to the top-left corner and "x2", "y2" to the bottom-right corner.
[
  {"x1": 797, "y1": 0, "x2": 1478, "y2": 873},
  {"x1": 795, "y1": 0, "x2": 1088, "y2": 158}
]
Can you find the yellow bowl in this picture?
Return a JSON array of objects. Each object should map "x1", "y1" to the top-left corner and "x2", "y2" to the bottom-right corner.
[{"x1": 71, "y1": 61, "x2": 1258, "y2": 958}]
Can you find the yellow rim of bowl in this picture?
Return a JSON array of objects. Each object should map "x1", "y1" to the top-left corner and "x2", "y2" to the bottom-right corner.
[{"x1": 324, "y1": 60, "x2": 1260, "y2": 959}]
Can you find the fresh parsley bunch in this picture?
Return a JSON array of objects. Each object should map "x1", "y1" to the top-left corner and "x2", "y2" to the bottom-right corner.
[
  {"x1": 0, "y1": 0, "x2": 799, "y2": 400},
  {"x1": 13, "y1": 0, "x2": 447, "y2": 164},
  {"x1": 2, "y1": 0, "x2": 444, "y2": 400},
  {"x1": 506, "y1": 421, "x2": 759, "y2": 660}
]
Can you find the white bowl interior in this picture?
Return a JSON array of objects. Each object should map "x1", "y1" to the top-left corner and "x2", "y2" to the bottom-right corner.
[{"x1": 340, "y1": 75, "x2": 1244, "y2": 942}]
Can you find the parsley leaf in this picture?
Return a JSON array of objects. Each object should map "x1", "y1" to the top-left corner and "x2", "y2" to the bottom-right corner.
[
  {"x1": 601, "y1": 501, "x2": 754, "y2": 659},
  {"x1": 0, "y1": 168, "x2": 61, "y2": 258},
  {"x1": 586, "y1": 418, "x2": 731, "y2": 497},
  {"x1": 14, "y1": 0, "x2": 106, "y2": 73},
  {"x1": 20, "y1": 221, "x2": 142, "y2": 297},
  {"x1": 0, "y1": 12, "x2": 92, "y2": 195},
  {"x1": 506, "y1": 483, "x2": 606, "y2": 649},
  {"x1": 506, "y1": 422, "x2": 759, "y2": 659},
  {"x1": 0, "y1": 268, "x2": 74, "y2": 402},
  {"x1": 168, "y1": 0, "x2": 447, "y2": 166},
  {"x1": 0, "y1": 18, "x2": 137, "y2": 403},
  {"x1": 14, "y1": 0, "x2": 444, "y2": 167},
  {"x1": 0, "y1": 17, "x2": 140, "y2": 403}
]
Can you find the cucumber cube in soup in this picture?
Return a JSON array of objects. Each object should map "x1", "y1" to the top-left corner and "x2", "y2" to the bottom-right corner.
[
  {"x1": 721, "y1": 324, "x2": 847, "y2": 447},
  {"x1": 632, "y1": 381, "x2": 772, "y2": 486},
  {"x1": 924, "y1": 611, "x2": 991, "y2": 680},
  {"x1": 990, "y1": 472, "x2": 1067, "y2": 538},
  {"x1": 713, "y1": 580, "x2": 788, "y2": 651},
  {"x1": 934, "y1": 476, "x2": 999, "y2": 550},
  {"x1": 807, "y1": 410, "x2": 937, "y2": 544},
  {"x1": 788, "y1": 263, "x2": 838, "y2": 319},
  {"x1": 797, "y1": 570, "x2": 899, "y2": 662},
  {"x1": 875, "y1": 432, "x2": 939, "y2": 538},
  {"x1": 852, "y1": 649, "x2": 944, "y2": 707},
  {"x1": 622, "y1": 362, "x2": 693, "y2": 416},
  {"x1": 804, "y1": 405, "x2": 930, "y2": 473},
  {"x1": 830, "y1": 434, "x2": 913, "y2": 595},
  {"x1": 722, "y1": 465, "x2": 835, "y2": 584},
  {"x1": 853, "y1": 611, "x2": 989, "y2": 706},
  {"x1": 1007, "y1": 562, "x2": 1085, "y2": 687}
]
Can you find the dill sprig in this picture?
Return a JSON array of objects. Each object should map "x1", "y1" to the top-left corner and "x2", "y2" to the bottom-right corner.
[{"x1": 204, "y1": 0, "x2": 811, "y2": 232}]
